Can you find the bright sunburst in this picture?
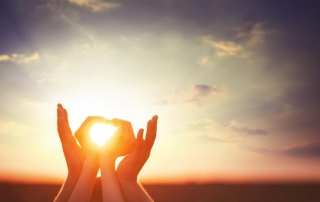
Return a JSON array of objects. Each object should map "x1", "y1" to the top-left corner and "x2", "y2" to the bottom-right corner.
[{"x1": 90, "y1": 123, "x2": 117, "y2": 146}]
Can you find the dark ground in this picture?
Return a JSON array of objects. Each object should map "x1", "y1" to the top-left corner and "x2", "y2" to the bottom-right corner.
[{"x1": 0, "y1": 181, "x2": 319, "y2": 202}]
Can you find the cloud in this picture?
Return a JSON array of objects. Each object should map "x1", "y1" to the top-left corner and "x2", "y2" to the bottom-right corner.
[
  {"x1": 235, "y1": 22, "x2": 265, "y2": 46},
  {"x1": 0, "y1": 52, "x2": 40, "y2": 64},
  {"x1": 0, "y1": 55, "x2": 10, "y2": 62},
  {"x1": 243, "y1": 146, "x2": 271, "y2": 154},
  {"x1": 191, "y1": 84, "x2": 218, "y2": 97},
  {"x1": 155, "y1": 84, "x2": 224, "y2": 107},
  {"x1": 245, "y1": 141, "x2": 320, "y2": 159},
  {"x1": 230, "y1": 126, "x2": 268, "y2": 135},
  {"x1": 197, "y1": 136, "x2": 231, "y2": 143},
  {"x1": 281, "y1": 141, "x2": 320, "y2": 158},
  {"x1": 202, "y1": 23, "x2": 265, "y2": 59},
  {"x1": 203, "y1": 36, "x2": 244, "y2": 57},
  {"x1": 186, "y1": 84, "x2": 223, "y2": 106},
  {"x1": 187, "y1": 119, "x2": 235, "y2": 143},
  {"x1": 68, "y1": 0, "x2": 120, "y2": 11}
]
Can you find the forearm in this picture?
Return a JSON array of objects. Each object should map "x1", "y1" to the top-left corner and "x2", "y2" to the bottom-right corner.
[
  {"x1": 69, "y1": 159, "x2": 99, "y2": 202},
  {"x1": 54, "y1": 173, "x2": 80, "y2": 202},
  {"x1": 100, "y1": 158, "x2": 125, "y2": 202},
  {"x1": 118, "y1": 179, "x2": 153, "y2": 202}
]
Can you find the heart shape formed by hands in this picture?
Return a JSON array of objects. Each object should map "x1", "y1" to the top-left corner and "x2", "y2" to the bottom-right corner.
[
  {"x1": 75, "y1": 116, "x2": 136, "y2": 158},
  {"x1": 90, "y1": 123, "x2": 117, "y2": 146}
]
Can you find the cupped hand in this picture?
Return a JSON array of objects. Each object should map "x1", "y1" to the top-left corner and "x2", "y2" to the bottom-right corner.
[
  {"x1": 117, "y1": 115, "x2": 158, "y2": 182},
  {"x1": 75, "y1": 116, "x2": 110, "y2": 160},
  {"x1": 99, "y1": 119, "x2": 136, "y2": 161},
  {"x1": 57, "y1": 104, "x2": 85, "y2": 175}
]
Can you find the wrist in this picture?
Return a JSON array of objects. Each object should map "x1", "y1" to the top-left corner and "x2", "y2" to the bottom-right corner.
[
  {"x1": 67, "y1": 169, "x2": 82, "y2": 179},
  {"x1": 117, "y1": 173, "x2": 137, "y2": 184},
  {"x1": 83, "y1": 157, "x2": 99, "y2": 170},
  {"x1": 99, "y1": 156, "x2": 116, "y2": 167},
  {"x1": 99, "y1": 152, "x2": 117, "y2": 164}
]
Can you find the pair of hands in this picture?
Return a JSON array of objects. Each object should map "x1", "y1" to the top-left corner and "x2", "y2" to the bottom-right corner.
[{"x1": 57, "y1": 103, "x2": 158, "y2": 182}]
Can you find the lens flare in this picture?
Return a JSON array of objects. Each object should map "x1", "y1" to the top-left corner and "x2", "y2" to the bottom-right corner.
[{"x1": 90, "y1": 123, "x2": 117, "y2": 146}]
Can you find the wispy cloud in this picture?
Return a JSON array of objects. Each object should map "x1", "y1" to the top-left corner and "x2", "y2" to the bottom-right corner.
[
  {"x1": 235, "y1": 22, "x2": 265, "y2": 46},
  {"x1": 186, "y1": 119, "x2": 268, "y2": 145},
  {"x1": 202, "y1": 22, "x2": 265, "y2": 59},
  {"x1": 68, "y1": 0, "x2": 120, "y2": 11},
  {"x1": 0, "y1": 52, "x2": 40, "y2": 64},
  {"x1": 155, "y1": 84, "x2": 225, "y2": 107},
  {"x1": 0, "y1": 55, "x2": 10, "y2": 62},
  {"x1": 280, "y1": 141, "x2": 320, "y2": 158},
  {"x1": 230, "y1": 126, "x2": 268, "y2": 135},
  {"x1": 203, "y1": 36, "x2": 245, "y2": 57}
]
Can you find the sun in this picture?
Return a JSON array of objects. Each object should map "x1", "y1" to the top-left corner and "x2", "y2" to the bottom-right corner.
[{"x1": 90, "y1": 123, "x2": 117, "y2": 146}]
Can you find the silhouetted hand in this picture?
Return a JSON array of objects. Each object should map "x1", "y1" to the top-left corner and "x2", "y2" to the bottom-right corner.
[
  {"x1": 57, "y1": 104, "x2": 84, "y2": 175},
  {"x1": 117, "y1": 115, "x2": 158, "y2": 182},
  {"x1": 99, "y1": 119, "x2": 136, "y2": 162}
]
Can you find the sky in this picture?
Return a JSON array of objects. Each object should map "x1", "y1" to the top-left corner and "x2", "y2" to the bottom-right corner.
[{"x1": 0, "y1": 0, "x2": 320, "y2": 184}]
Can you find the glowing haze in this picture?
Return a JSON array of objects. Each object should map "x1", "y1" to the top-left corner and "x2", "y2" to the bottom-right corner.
[
  {"x1": 90, "y1": 123, "x2": 117, "y2": 146},
  {"x1": 0, "y1": 0, "x2": 320, "y2": 184}
]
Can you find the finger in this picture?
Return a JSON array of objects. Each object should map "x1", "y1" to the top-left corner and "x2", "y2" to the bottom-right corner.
[
  {"x1": 135, "y1": 128, "x2": 144, "y2": 149},
  {"x1": 78, "y1": 116, "x2": 106, "y2": 131},
  {"x1": 57, "y1": 107, "x2": 64, "y2": 118},
  {"x1": 117, "y1": 121, "x2": 125, "y2": 139},
  {"x1": 152, "y1": 115, "x2": 158, "y2": 137},
  {"x1": 62, "y1": 108, "x2": 69, "y2": 124},
  {"x1": 124, "y1": 120, "x2": 134, "y2": 139},
  {"x1": 110, "y1": 118, "x2": 123, "y2": 127},
  {"x1": 107, "y1": 121, "x2": 124, "y2": 146},
  {"x1": 110, "y1": 118, "x2": 125, "y2": 138},
  {"x1": 62, "y1": 108, "x2": 72, "y2": 135},
  {"x1": 58, "y1": 117, "x2": 67, "y2": 142},
  {"x1": 145, "y1": 120, "x2": 155, "y2": 148},
  {"x1": 57, "y1": 108, "x2": 64, "y2": 134}
]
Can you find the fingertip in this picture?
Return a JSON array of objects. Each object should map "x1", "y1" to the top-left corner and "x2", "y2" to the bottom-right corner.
[
  {"x1": 152, "y1": 115, "x2": 158, "y2": 121},
  {"x1": 57, "y1": 103, "x2": 63, "y2": 108},
  {"x1": 138, "y1": 128, "x2": 144, "y2": 138},
  {"x1": 57, "y1": 108, "x2": 64, "y2": 117},
  {"x1": 110, "y1": 118, "x2": 121, "y2": 126},
  {"x1": 136, "y1": 128, "x2": 144, "y2": 147},
  {"x1": 152, "y1": 115, "x2": 158, "y2": 125}
]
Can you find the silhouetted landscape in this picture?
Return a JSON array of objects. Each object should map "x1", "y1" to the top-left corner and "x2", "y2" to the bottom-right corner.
[{"x1": 1, "y1": 180, "x2": 319, "y2": 202}]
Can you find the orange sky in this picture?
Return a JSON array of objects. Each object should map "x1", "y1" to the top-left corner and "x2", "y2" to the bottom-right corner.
[{"x1": 0, "y1": 0, "x2": 320, "y2": 184}]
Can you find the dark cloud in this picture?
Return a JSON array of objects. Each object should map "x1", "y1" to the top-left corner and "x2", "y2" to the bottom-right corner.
[
  {"x1": 281, "y1": 141, "x2": 320, "y2": 158},
  {"x1": 185, "y1": 84, "x2": 221, "y2": 106},
  {"x1": 231, "y1": 126, "x2": 267, "y2": 136},
  {"x1": 191, "y1": 84, "x2": 218, "y2": 97}
]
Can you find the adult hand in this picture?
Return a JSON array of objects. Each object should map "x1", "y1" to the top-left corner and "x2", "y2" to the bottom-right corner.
[
  {"x1": 57, "y1": 104, "x2": 84, "y2": 175},
  {"x1": 117, "y1": 115, "x2": 158, "y2": 182},
  {"x1": 99, "y1": 119, "x2": 136, "y2": 161}
]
